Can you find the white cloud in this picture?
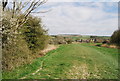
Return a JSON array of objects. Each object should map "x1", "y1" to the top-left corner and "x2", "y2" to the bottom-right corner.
[
  {"x1": 47, "y1": 0, "x2": 119, "y2": 2},
  {"x1": 33, "y1": 2, "x2": 118, "y2": 36},
  {"x1": 7, "y1": 0, "x2": 119, "y2": 2}
]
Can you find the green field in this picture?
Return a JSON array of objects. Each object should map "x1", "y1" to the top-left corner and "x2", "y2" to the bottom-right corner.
[
  {"x1": 63, "y1": 35, "x2": 110, "y2": 41},
  {"x1": 3, "y1": 43, "x2": 118, "y2": 79}
]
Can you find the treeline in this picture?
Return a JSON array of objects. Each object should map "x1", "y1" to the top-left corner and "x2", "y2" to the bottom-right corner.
[
  {"x1": 2, "y1": 0, "x2": 49, "y2": 71},
  {"x1": 49, "y1": 36, "x2": 73, "y2": 45}
]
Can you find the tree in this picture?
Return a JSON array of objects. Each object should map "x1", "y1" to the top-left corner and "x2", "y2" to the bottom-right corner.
[
  {"x1": 22, "y1": 16, "x2": 49, "y2": 52},
  {"x1": 110, "y1": 29, "x2": 120, "y2": 46},
  {"x1": 65, "y1": 37, "x2": 73, "y2": 44},
  {"x1": 1, "y1": 0, "x2": 49, "y2": 71},
  {"x1": 2, "y1": 0, "x2": 47, "y2": 34},
  {"x1": 2, "y1": 0, "x2": 8, "y2": 11}
]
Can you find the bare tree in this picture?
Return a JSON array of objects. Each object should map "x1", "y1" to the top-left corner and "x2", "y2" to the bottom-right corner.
[
  {"x1": 2, "y1": 0, "x2": 50, "y2": 71},
  {"x1": 2, "y1": 0, "x2": 8, "y2": 11},
  {"x1": 1, "y1": 0, "x2": 48, "y2": 48},
  {"x1": 2, "y1": 0, "x2": 47, "y2": 34}
]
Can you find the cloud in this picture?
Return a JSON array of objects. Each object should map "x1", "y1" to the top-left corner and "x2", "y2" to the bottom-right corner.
[
  {"x1": 33, "y1": 2, "x2": 118, "y2": 36},
  {"x1": 7, "y1": 0, "x2": 119, "y2": 2},
  {"x1": 47, "y1": 0, "x2": 119, "y2": 2}
]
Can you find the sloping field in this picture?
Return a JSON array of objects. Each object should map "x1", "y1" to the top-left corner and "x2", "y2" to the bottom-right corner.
[{"x1": 3, "y1": 43, "x2": 118, "y2": 79}]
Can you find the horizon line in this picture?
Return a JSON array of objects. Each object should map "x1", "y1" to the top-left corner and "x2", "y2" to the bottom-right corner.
[{"x1": 48, "y1": 33, "x2": 111, "y2": 36}]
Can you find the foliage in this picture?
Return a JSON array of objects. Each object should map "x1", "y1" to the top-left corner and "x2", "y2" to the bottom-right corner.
[
  {"x1": 2, "y1": 35, "x2": 33, "y2": 71},
  {"x1": 50, "y1": 36, "x2": 67, "y2": 45},
  {"x1": 64, "y1": 37, "x2": 73, "y2": 44},
  {"x1": 110, "y1": 29, "x2": 120, "y2": 46},
  {"x1": 49, "y1": 36, "x2": 74, "y2": 45},
  {"x1": 90, "y1": 36, "x2": 97, "y2": 38},
  {"x1": 22, "y1": 16, "x2": 49, "y2": 52},
  {"x1": 2, "y1": 12, "x2": 49, "y2": 71}
]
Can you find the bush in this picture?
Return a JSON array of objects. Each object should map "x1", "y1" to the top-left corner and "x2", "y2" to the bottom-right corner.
[
  {"x1": 22, "y1": 16, "x2": 49, "y2": 52},
  {"x1": 50, "y1": 36, "x2": 67, "y2": 45},
  {"x1": 65, "y1": 38, "x2": 73, "y2": 44},
  {"x1": 110, "y1": 29, "x2": 120, "y2": 46},
  {"x1": 2, "y1": 14, "x2": 49, "y2": 71},
  {"x1": 2, "y1": 35, "x2": 33, "y2": 71}
]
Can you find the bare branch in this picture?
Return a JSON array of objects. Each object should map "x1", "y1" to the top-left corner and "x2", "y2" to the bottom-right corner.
[
  {"x1": 37, "y1": 0, "x2": 48, "y2": 7},
  {"x1": 2, "y1": 0, "x2": 8, "y2": 11},
  {"x1": 31, "y1": 9, "x2": 52, "y2": 13},
  {"x1": 23, "y1": 0, "x2": 36, "y2": 14},
  {"x1": 4, "y1": 0, "x2": 48, "y2": 33},
  {"x1": 12, "y1": 1, "x2": 15, "y2": 18},
  {"x1": 15, "y1": 1, "x2": 30, "y2": 14}
]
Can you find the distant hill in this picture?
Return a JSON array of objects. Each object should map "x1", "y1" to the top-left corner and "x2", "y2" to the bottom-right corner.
[
  {"x1": 50, "y1": 34, "x2": 110, "y2": 40},
  {"x1": 51, "y1": 34, "x2": 82, "y2": 37}
]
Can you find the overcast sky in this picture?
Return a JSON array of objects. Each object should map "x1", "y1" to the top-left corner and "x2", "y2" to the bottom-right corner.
[{"x1": 33, "y1": 1, "x2": 118, "y2": 36}]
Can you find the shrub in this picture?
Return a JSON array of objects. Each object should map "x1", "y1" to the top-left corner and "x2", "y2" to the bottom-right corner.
[
  {"x1": 65, "y1": 38, "x2": 73, "y2": 44},
  {"x1": 2, "y1": 14, "x2": 49, "y2": 71},
  {"x1": 2, "y1": 35, "x2": 33, "y2": 71},
  {"x1": 50, "y1": 36, "x2": 67, "y2": 45},
  {"x1": 110, "y1": 29, "x2": 120, "y2": 46},
  {"x1": 22, "y1": 16, "x2": 49, "y2": 52}
]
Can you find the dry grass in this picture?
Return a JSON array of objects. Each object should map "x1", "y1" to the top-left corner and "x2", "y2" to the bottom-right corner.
[
  {"x1": 41, "y1": 45, "x2": 58, "y2": 54},
  {"x1": 65, "y1": 64, "x2": 89, "y2": 79}
]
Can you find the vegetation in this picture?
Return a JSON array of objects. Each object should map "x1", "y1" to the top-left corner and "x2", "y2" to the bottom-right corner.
[
  {"x1": 50, "y1": 36, "x2": 66, "y2": 44},
  {"x1": 3, "y1": 43, "x2": 118, "y2": 79},
  {"x1": 22, "y1": 16, "x2": 49, "y2": 52},
  {"x1": 49, "y1": 36, "x2": 74, "y2": 45},
  {"x1": 2, "y1": 0, "x2": 118, "y2": 79},
  {"x1": 2, "y1": 0, "x2": 49, "y2": 71},
  {"x1": 110, "y1": 29, "x2": 120, "y2": 46},
  {"x1": 64, "y1": 37, "x2": 73, "y2": 44}
]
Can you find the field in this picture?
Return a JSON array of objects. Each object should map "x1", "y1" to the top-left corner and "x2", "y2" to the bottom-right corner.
[
  {"x1": 3, "y1": 43, "x2": 118, "y2": 79},
  {"x1": 59, "y1": 35, "x2": 110, "y2": 41}
]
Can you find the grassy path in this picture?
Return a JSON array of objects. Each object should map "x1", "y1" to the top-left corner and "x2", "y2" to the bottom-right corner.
[{"x1": 3, "y1": 43, "x2": 118, "y2": 79}]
